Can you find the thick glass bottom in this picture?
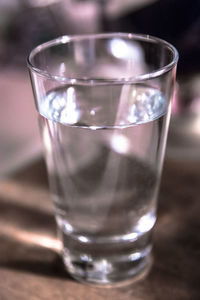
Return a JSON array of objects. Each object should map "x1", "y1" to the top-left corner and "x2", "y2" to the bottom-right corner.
[{"x1": 61, "y1": 230, "x2": 153, "y2": 286}]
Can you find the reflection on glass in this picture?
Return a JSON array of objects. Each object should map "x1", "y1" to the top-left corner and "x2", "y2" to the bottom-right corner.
[{"x1": 109, "y1": 38, "x2": 142, "y2": 60}]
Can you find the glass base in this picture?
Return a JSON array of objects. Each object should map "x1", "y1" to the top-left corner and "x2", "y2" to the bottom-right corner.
[{"x1": 62, "y1": 241, "x2": 153, "y2": 286}]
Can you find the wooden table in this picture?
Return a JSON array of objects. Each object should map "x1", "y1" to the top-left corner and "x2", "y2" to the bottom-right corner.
[{"x1": 0, "y1": 158, "x2": 200, "y2": 300}]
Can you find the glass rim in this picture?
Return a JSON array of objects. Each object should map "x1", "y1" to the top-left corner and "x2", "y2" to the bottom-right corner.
[{"x1": 27, "y1": 32, "x2": 179, "y2": 84}]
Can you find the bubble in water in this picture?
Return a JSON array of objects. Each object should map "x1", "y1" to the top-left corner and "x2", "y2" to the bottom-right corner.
[{"x1": 127, "y1": 87, "x2": 166, "y2": 124}]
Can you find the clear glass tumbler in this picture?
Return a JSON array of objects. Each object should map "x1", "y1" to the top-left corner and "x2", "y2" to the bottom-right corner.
[{"x1": 28, "y1": 33, "x2": 178, "y2": 286}]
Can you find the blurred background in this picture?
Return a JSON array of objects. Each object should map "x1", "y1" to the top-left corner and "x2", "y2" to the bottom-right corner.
[{"x1": 0, "y1": 0, "x2": 200, "y2": 178}]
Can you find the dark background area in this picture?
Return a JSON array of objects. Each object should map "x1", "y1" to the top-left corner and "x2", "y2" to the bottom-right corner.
[{"x1": 107, "y1": 0, "x2": 200, "y2": 76}]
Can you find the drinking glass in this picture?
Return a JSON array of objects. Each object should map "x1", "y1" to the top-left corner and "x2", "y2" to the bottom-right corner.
[{"x1": 27, "y1": 33, "x2": 178, "y2": 286}]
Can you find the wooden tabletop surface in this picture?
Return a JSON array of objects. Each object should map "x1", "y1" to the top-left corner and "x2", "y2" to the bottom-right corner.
[{"x1": 0, "y1": 158, "x2": 200, "y2": 300}]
